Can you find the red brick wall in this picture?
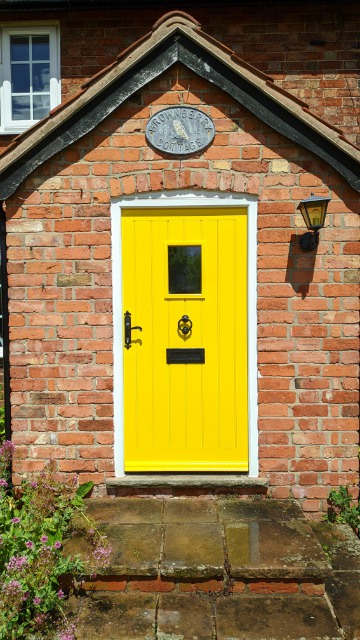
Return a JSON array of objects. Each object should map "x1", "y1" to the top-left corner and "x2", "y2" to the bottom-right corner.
[
  {"x1": 0, "y1": 2, "x2": 359, "y2": 154},
  {"x1": 4, "y1": 64, "x2": 360, "y2": 513}
]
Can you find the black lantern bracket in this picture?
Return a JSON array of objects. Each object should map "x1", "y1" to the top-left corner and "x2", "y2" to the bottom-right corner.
[{"x1": 299, "y1": 230, "x2": 320, "y2": 252}]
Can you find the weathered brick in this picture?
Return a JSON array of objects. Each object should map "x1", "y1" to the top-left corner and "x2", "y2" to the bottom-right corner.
[
  {"x1": 81, "y1": 577, "x2": 127, "y2": 592},
  {"x1": 58, "y1": 433, "x2": 94, "y2": 445},
  {"x1": 57, "y1": 274, "x2": 91, "y2": 287},
  {"x1": 301, "y1": 582, "x2": 325, "y2": 596},
  {"x1": 344, "y1": 270, "x2": 360, "y2": 283},
  {"x1": 130, "y1": 578, "x2": 175, "y2": 592},
  {"x1": 179, "y1": 579, "x2": 224, "y2": 592},
  {"x1": 29, "y1": 392, "x2": 66, "y2": 405},
  {"x1": 248, "y1": 580, "x2": 299, "y2": 594}
]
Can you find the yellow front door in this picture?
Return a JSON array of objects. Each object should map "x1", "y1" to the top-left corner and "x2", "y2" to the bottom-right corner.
[{"x1": 122, "y1": 207, "x2": 248, "y2": 472}]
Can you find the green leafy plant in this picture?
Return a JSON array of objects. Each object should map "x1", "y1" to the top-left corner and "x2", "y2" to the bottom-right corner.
[
  {"x1": 0, "y1": 441, "x2": 112, "y2": 640},
  {"x1": 327, "y1": 485, "x2": 360, "y2": 536}
]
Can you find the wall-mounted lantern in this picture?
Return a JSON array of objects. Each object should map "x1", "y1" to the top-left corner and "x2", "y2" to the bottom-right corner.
[{"x1": 297, "y1": 193, "x2": 331, "y2": 251}]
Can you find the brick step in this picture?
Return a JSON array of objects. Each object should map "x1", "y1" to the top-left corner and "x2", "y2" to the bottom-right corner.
[{"x1": 77, "y1": 574, "x2": 325, "y2": 595}]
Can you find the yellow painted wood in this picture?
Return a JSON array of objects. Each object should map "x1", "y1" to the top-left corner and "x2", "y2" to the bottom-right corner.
[{"x1": 122, "y1": 207, "x2": 248, "y2": 471}]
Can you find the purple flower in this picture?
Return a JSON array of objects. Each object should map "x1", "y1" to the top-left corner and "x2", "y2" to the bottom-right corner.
[
  {"x1": 33, "y1": 596, "x2": 41, "y2": 605},
  {"x1": 11, "y1": 517, "x2": 20, "y2": 524},
  {"x1": 0, "y1": 441, "x2": 15, "y2": 461},
  {"x1": 7, "y1": 555, "x2": 28, "y2": 571},
  {"x1": 0, "y1": 440, "x2": 15, "y2": 452},
  {"x1": 2, "y1": 580, "x2": 21, "y2": 594},
  {"x1": 25, "y1": 541, "x2": 34, "y2": 549},
  {"x1": 59, "y1": 625, "x2": 76, "y2": 640},
  {"x1": 40, "y1": 535, "x2": 48, "y2": 543},
  {"x1": 94, "y1": 546, "x2": 112, "y2": 559},
  {"x1": 54, "y1": 541, "x2": 62, "y2": 549},
  {"x1": 0, "y1": 479, "x2": 8, "y2": 487},
  {"x1": 30, "y1": 481, "x2": 38, "y2": 489},
  {"x1": 57, "y1": 589, "x2": 65, "y2": 599},
  {"x1": 35, "y1": 613, "x2": 47, "y2": 624}
]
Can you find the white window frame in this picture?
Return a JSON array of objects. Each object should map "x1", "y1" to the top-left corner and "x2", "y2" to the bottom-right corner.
[{"x1": 0, "y1": 24, "x2": 60, "y2": 134}]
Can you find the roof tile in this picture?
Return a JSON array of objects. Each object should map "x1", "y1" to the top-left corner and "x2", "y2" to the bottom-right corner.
[{"x1": 152, "y1": 11, "x2": 201, "y2": 30}]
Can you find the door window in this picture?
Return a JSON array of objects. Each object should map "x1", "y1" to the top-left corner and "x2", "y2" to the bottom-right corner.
[{"x1": 168, "y1": 245, "x2": 201, "y2": 294}]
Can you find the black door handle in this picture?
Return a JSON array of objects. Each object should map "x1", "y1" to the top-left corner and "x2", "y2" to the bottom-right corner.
[{"x1": 124, "y1": 311, "x2": 142, "y2": 349}]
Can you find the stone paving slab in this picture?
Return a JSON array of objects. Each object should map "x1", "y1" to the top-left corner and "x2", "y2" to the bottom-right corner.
[
  {"x1": 218, "y1": 498, "x2": 303, "y2": 522},
  {"x1": 312, "y1": 523, "x2": 360, "y2": 640},
  {"x1": 68, "y1": 593, "x2": 342, "y2": 640},
  {"x1": 325, "y1": 571, "x2": 360, "y2": 640},
  {"x1": 312, "y1": 522, "x2": 360, "y2": 571},
  {"x1": 157, "y1": 593, "x2": 213, "y2": 640},
  {"x1": 215, "y1": 595, "x2": 342, "y2": 640},
  {"x1": 86, "y1": 497, "x2": 163, "y2": 525},
  {"x1": 66, "y1": 592, "x2": 157, "y2": 640},
  {"x1": 161, "y1": 523, "x2": 224, "y2": 578},
  {"x1": 64, "y1": 523, "x2": 163, "y2": 576},
  {"x1": 226, "y1": 519, "x2": 331, "y2": 579},
  {"x1": 104, "y1": 524, "x2": 162, "y2": 575},
  {"x1": 163, "y1": 497, "x2": 218, "y2": 523}
]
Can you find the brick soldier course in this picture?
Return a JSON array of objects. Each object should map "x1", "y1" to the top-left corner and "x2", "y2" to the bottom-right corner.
[{"x1": 0, "y1": 9, "x2": 358, "y2": 514}]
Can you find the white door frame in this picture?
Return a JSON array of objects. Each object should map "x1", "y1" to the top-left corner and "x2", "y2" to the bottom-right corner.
[{"x1": 111, "y1": 190, "x2": 259, "y2": 477}]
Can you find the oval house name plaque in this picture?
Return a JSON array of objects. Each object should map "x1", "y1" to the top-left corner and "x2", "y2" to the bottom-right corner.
[{"x1": 146, "y1": 106, "x2": 215, "y2": 156}]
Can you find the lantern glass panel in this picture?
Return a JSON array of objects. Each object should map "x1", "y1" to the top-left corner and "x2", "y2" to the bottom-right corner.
[
  {"x1": 298, "y1": 202, "x2": 311, "y2": 230},
  {"x1": 307, "y1": 202, "x2": 326, "y2": 229}
]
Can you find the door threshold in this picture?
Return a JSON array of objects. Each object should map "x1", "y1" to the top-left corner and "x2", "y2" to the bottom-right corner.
[{"x1": 106, "y1": 474, "x2": 268, "y2": 490}]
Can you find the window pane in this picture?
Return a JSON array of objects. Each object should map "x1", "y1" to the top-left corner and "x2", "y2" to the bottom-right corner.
[
  {"x1": 33, "y1": 94, "x2": 50, "y2": 119},
  {"x1": 168, "y1": 246, "x2": 201, "y2": 294},
  {"x1": 12, "y1": 95, "x2": 31, "y2": 120},
  {"x1": 11, "y1": 36, "x2": 29, "y2": 61},
  {"x1": 32, "y1": 63, "x2": 50, "y2": 91},
  {"x1": 32, "y1": 36, "x2": 49, "y2": 61},
  {"x1": 11, "y1": 63, "x2": 30, "y2": 93}
]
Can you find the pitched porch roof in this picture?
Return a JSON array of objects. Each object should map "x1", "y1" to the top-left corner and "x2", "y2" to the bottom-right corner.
[{"x1": 0, "y1": 10, "x2": 359, "y2": 198}]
